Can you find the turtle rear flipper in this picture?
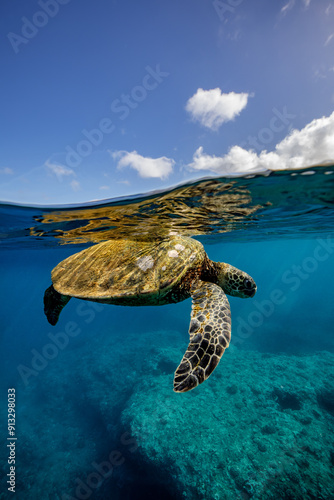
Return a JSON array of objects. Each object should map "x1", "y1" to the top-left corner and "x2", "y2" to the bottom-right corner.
[
  {"x1": 173, "y1": 281, "x2": 231, "y2": 393},
  {"x1": 44, "y1": 285, "x2": 71, "y2": 326}
]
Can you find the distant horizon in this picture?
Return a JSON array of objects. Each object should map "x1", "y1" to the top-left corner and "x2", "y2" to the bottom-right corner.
[{"x1": 2, "y1": 161, "x2": 333, "y2": 209}]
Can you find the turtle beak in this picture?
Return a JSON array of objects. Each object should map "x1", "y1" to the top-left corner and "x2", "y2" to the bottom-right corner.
[{"x1": 245, "y1": 285, "x2": 257, "y2": 297}]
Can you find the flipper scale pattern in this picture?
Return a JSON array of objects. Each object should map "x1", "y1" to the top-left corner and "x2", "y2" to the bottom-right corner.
[{"x1": 173, "y1": 281, "x2": 231, "y2": 393}]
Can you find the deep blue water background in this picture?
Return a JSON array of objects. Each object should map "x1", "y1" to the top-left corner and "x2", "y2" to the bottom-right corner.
[{"x1": 1, "y1": 167, "x2": 334, "y2": 500}]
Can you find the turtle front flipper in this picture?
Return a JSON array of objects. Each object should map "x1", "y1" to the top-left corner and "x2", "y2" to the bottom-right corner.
[
  {"x1": 44, "y1": 285, "x2": 71, "y2": 326},
  {"x1": 174, "y1": 281, "x2": 231, "y2": 393}
]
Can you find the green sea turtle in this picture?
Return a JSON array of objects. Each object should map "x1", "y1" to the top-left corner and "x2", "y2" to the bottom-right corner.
[{"x1": 44, "y1": 236, "x2": 256, "y2": 392}]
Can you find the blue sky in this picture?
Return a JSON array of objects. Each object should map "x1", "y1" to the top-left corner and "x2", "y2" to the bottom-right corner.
[{"x1": 0, "y1": 0, "x2": 334, "y2": 205}]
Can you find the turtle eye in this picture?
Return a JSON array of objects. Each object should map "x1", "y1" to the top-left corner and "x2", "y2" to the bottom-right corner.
[{"x1": 244, "y1": 278, "x2": 253, "y2": 289}]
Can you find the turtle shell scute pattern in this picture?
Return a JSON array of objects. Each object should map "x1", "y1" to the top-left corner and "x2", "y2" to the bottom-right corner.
[{"x1": 51, "y1": 236, "x2": 206, "y2": 304}]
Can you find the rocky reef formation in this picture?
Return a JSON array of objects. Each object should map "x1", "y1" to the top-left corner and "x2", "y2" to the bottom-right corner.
[
  {"x1": 122, "y1": 344, "x2": 334, "y2": 500},
  {"x1": 1, "y1": 324, "x2": 333, "y2": 499}
]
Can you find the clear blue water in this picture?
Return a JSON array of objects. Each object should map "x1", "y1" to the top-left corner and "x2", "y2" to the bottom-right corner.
[{"x1": 1, "y1": 166, "x2": 334, "y2": 500}]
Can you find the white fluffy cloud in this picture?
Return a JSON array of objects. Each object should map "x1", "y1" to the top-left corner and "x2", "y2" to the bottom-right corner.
[
  {"x1": 188, "y1": 111, "x2": 334, "y2": 175},
  {"x1": 45, "y1": 160, "x2": 75, "y2": 181},
  {"x1": 111, "y1": 150, "x2": 174, "y2": 179},
  {"x1": 45, "y1": 160, "x2": 80, "y2": 191},
  {"x1": 185, "y1": 88, "x2": 250, "y2": 130}
]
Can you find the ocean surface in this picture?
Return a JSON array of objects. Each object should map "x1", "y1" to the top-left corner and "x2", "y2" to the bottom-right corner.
[{"x1": 1, "y1": 165, "x2": 334, "y2": 500}]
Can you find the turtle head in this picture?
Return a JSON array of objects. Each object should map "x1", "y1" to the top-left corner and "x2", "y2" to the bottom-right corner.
[{"x1": 216, "y1": 263, "x2": 257, "y2": 298}]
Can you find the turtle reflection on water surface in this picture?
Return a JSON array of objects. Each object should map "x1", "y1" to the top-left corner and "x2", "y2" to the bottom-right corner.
[{"x1": 44, "y1": 236, "x2": 256, "y2": 393}]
